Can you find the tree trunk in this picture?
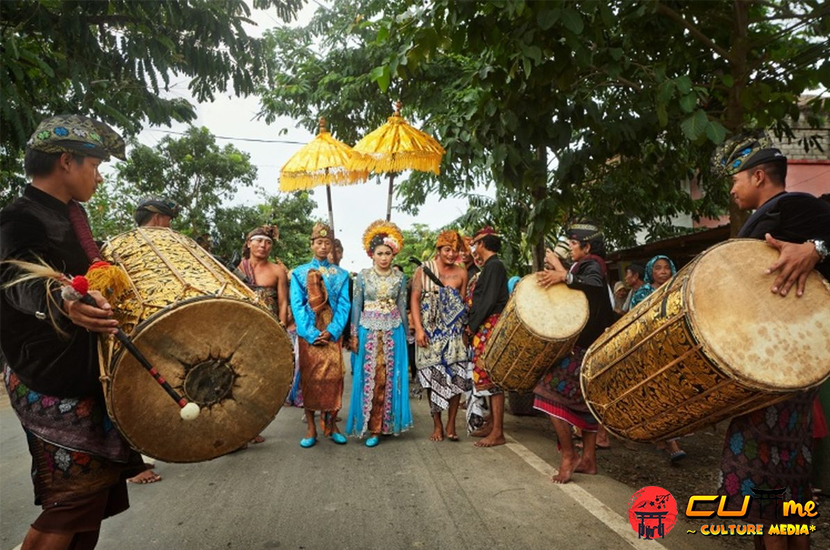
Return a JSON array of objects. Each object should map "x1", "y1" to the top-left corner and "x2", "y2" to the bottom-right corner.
[{"x1": 726, "y1": 0, "x2": 751, "y2": 236}]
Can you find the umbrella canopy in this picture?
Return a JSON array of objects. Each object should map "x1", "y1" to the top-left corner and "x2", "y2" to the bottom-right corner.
[
  {"x1": 279, "y1": 118, "x2": 368, "y2": 231},
  {"x1": 350, "y1": 101, "x2": 445, "y2": 220}
]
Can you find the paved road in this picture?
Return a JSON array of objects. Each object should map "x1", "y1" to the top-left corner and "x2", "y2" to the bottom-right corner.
[{"x1": 1, "y1": 377, "x2": 734, "y2": 550}]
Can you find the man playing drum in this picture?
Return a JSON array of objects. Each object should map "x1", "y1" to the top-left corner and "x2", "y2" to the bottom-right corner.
[
  {"x1": 0, "y1": 115, "x2": 143, "y2": 550},
  {"x1": 127, "y1": 196, "x2": 180, "y2": 484},
  {"x1": 535, "y1": 223, "x2": 615, "y2": 483},
  {"x1": 711, "y1": 131, "x2": 830, "y2": 549},
  {"x1": 465, "y1": 227, "x2": 510, "y2": 448},
  {"x1": 289, "y1": 222, "x2": 351, "y2": 448},
  {"x1": 411, "y1": 230, "x2": 469, "y2": 442}
]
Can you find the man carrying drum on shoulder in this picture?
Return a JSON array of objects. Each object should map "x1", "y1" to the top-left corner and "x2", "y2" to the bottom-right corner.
[
  {"x1": 711, "y1": 131, "x2": 830, "y2": 549},
  {"x1": 0, "y1": 114, "x2": 143, "y2": 550}
]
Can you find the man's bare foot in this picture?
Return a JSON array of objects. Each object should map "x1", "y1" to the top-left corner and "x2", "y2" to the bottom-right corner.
[
  {"x1": 445, "y1": 424, "x2": 459, "y2": 441},
  {"x1": 251, "y1": 435, "x2": 265, "y2": 444},
  {"x1": 128, "y1": 469, "x2": 162, "y2": 484},
  {"x1": 429, "y1": 425, "x2": 444, "y2": 441},
  {"x1": 474, "y1": 433, "x2": 506, "y2": 447},
  {"x1": 470, "y1": 424, "x2": 492, "y2": 438},
  {"x1": 574, "y1": 458, "x2": 597, "y2": 475},
  {"x1": 552, "y1": 454, "x2": 581, "y2": 484}
]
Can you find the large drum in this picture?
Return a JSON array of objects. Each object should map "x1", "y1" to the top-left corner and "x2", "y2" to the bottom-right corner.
[
  {"x1": 99, "y1": 227, "x2": 293, "y2": 462},
  {"x1": 581, "y1": 239, "x2": 830, "y2": 443},
  {"x1": 481, "y1": 275, "x2": 588, "y2": 393}
]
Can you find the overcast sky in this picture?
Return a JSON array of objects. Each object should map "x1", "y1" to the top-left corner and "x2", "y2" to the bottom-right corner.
[{"x1": 119, "y1": 2, "x2": 490, "y2": 272}]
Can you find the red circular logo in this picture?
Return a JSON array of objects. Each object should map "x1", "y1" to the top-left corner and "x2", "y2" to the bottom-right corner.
[{"x1": 628, "y1": 486, "x2": 678, "y2": 540}]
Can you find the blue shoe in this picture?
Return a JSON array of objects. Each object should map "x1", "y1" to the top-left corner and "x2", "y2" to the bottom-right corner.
[
  {"x1": 330, "y1": 432, "x2": 347, "y2": 445},
  {"x1": 366, "y1": 436, "x2": 380, "y2": 448},
  {"x1": 300, "y1": 437, "x2": 316, "y2": 448}
]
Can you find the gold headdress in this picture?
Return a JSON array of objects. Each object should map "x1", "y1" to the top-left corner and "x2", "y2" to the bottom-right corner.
[{"x1": 362, "y1": 220, "x2": 404, "y2": 257}]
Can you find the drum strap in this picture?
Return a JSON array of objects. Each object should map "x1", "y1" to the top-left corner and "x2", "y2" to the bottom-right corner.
[
  {"x1": 408, "y1": 257, "x2": 445, "y2": 288},
  {"x1": 659, "y1": 273, "x2": 680, "y2": 318}
]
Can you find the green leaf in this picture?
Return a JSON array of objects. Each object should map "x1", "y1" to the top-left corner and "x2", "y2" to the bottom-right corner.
[
  {"x1": 657, "y1": 104, "x2": 668, "y2": 127},
  {"x1": 561, "y1": 8, "x2": 584, "y2": 35},
  {"x1": 536, "y1": 8, "x2": 560, "y2": 30},
  {"x1": 721, "y1": 74, "x2": 735, "y2": 88},
  {"x1": 705, "y1": 120, "x2": 727, "y2": 144},
  {"x1": 679, "y1": 93, "x2": 696, "y2": 113},
  {"x1": 369, "y1": 65, "x2": 391, "y2": 92},
  {"x1": 680, "y1": 109, "x2": 709, "y2": 141},
  {"x1": 675, "y1": 75, "x2": 693, "y2": 95}
]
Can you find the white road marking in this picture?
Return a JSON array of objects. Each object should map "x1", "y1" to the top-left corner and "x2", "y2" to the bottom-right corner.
[{"x1": 504, "y1": 434, "x2": 669, "y2": 550}]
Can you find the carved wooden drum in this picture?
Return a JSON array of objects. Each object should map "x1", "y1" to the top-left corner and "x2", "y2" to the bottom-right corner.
[
  {"x1": 581, "y1": 239, "x2": 830, "y2": 443},
  {"x1": 99, "y1": 227, "x2": 293, "y2": 462},
  {"x1": 481, "y1": 275, "x2": 588, "y2": 393}
]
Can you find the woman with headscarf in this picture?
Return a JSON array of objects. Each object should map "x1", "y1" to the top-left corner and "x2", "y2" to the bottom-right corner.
[
  {"x1": 628, "y1": 255, "x2": 676, "y2": 310},
  {"x1": 345, "y1": 221, "x2": 413, "y2": 447},
  {"x1": 627, "y1": 254, "x2": 688, "y2": 463},
  {"x1": 533, "y1": 222, "x2": 615, "y2": 483}
]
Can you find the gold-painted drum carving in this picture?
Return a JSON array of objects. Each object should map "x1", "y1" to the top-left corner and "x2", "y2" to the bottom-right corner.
[
  {"x1": 481, "y1": 275, "x2": 589, "y2": 393},
  {"x1": 581, "y1": 239, "x2": 830, "y2": 443},
  {"x1": 99, "y1": 227, "x2": 293, "y2": 462}
]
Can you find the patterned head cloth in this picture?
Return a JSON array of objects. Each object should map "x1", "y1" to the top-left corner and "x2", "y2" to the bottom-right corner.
[
  {"x1": 135, "y1": 197, "x2": 180, "y2": 219},
  {"x1": 471, "y1": 226, "x2": 498, "y2": 245},
  {"x1": 310, "y1": 222, "x2": 333, "y2": 242},
  {"x1": 247, "y1": 224, "x2": 279, "y2": 242},
  {"x1": 711, "y1": 130, "x2": 786, "y2": 178},
  {"x1": 26, "y1": 114, "x2": 126, "y2": 161},
  {"x1": 435, "y1": 229, "x2": 463, "y2": 251},
  {"x1": 566, "y1": 222, "x2": 602, "y2": 243}
]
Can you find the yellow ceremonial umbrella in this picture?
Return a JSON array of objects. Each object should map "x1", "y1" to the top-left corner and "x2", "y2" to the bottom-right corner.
[
  {"x1": 279, "y1": 118, "x2": 368, "y2": 232},
  {"x1": 350, "y1": 101, "x2": 445, "y2": 221}
]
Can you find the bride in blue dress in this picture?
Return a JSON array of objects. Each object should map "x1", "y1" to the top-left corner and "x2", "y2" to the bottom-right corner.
[{"x1": 345, "y1": 220, "x2": 413, "y2": 446}]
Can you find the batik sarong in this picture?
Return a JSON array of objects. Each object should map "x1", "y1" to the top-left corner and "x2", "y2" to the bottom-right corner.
[
  {"x1": 416, "y1": 286, "x2": 470, "y2": 414},
  {"x1": 716, "y1": 390, "x2": 816, "y2": 525},
  {"x1": 532, "y1": 346, "x2": 598, "y2": 432},
  {"x1": 298, "y1": 269, "x2": 344, "y2": 413},
  {"x1": 465, "y1": 313, "x2": 502, "y2": 433}
]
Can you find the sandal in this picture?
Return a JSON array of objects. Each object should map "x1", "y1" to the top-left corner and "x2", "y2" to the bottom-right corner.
[{"x1": 669, "y1": 450, "x2": 687, "y2": 463}]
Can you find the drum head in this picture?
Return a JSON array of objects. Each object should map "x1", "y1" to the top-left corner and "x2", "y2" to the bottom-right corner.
[
  {"x1": 688, "y1": 239, "x2": 830, "y2": 391},
  {"x1": 109, "y1": 297, "x2": 293, "y2": 462},
  {"x1": 514, "y1": 275, "x2": 588, "y2": 340}
]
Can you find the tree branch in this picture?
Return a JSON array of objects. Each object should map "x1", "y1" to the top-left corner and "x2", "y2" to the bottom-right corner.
[{"x1": 655, "y1": 2, "x2": 733, "y2": 62}]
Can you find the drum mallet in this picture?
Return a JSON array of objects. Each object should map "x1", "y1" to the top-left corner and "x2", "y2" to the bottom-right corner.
[{"x1": 62, "y1": 277, "x2": 201, "y2": 421}]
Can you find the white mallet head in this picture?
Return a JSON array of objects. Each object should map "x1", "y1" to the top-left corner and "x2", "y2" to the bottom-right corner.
[{"x1": 180, "y1": 402, "x2": 201, "y2": 421}]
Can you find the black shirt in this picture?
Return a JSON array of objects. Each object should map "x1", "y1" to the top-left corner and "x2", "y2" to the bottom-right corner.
[
  {"x1": 738, "y1": 192, "x2": 830, "y2": 280},
  {"x1": 0, "y1": 186, "x2": 99, "y2": 396},
  {"x1": 468, "y1": 254, "x2": 509, "y2": 333},
  {"x1": 567, "y1": 258, "x2": 616, "y2": 349}
]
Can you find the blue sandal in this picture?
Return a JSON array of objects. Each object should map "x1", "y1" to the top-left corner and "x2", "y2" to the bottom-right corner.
[
  {"x1": 330, "y1": 432, "x2": 347, "y2": 445},
  {"x1": 366, "y1": 436, "x2": 380, "y2": 448},
  {"x1": 300, "y1": 437, "x2": 316, "y2": 448}
]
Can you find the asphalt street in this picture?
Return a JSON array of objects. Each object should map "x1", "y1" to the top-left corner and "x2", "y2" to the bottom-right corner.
[{"x1": 1, "y1": 371, "x2": 741, "y2": 550}]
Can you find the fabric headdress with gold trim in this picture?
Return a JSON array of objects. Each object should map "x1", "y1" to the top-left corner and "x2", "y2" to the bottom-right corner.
[
  {"x1": 310, "y1": 222, "x2": 333, "y2": 241},
  {"x1": 362, "y1": 220, "x2": 404, "y2": 257},
  {"x1": 471, "y1": 226, "x2": 499, "y2": 245},
  {"x1": 435, "y1": 229, "x2": 463, "y2": 251}
]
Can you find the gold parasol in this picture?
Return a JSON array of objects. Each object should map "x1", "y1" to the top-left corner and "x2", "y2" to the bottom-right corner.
[
  {"x1": 280, "y1": 118, "x2": 368, "y2": 232},
  {"x1": 350, "y1": 101, "x2": 445, "y2": 221}
]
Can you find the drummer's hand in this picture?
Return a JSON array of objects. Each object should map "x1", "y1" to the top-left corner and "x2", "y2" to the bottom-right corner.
[
  {"x1": 536, "y1": 270, "x2": 564, "y2": 288},
  {"x1": 415, "y1": 328, "x2": 428, "y2": 348},
  {"x1": 64, "y1": 290, "x2": 118, "y2": 334},
  {"x1": 764, "y1": 234, "x2": 820, "y2": 297}
]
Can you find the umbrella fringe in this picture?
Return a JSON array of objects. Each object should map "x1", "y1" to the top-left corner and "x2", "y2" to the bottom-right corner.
[
  {"x1": 348, "y1": 153, "x2": 441, "y2": 175},
  {"x1": 280, "y1": 170, "x2": 368, "y2": 191}
]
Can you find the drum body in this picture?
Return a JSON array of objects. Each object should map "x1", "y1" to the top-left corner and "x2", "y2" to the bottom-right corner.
[
  {"x1": 581, "y1": 239, "x2": 830, "y2": 443},
  {"x1": 99, "y1": 228, "x2": 293, "y2": 462},
  {"x1": 481, "y1": 275, "x2": 588, "y2": 393}
]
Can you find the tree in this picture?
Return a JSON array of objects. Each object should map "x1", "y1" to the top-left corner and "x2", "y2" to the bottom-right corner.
[
  {"x1": 258, "y1": 0, "x2": 829, "y2": 268},
  {"x1": 1, "y1": 0, "x2": 304, "y2": 204},
  {"x1": 394, "y1": 224, "x2": 441, "y2": 277},
  {"x1": 111, "y1": 126, "x2": 257, "y2": 235}
]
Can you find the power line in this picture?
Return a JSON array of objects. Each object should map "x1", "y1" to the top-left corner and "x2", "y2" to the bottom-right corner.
[{"x1": 147, "y1": 128, "x2": 307, "y2": 145}]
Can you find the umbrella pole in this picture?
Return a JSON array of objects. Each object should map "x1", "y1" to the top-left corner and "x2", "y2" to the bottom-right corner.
[
  {"x1": 386, "y1": 173, "x2": 395, "y2": 221},
  {"x1": 326, "y1": 184, "x2": 335, "y2": 233}
]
